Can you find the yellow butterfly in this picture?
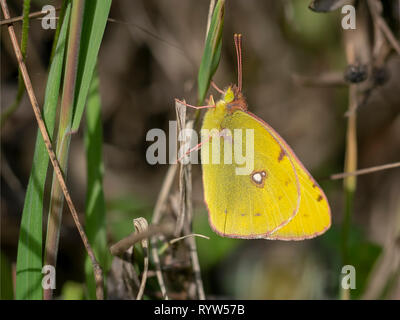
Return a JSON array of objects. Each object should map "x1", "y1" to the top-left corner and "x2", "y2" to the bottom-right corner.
[{"x1": 181, "y1": 34, "x2": 331, "y2": 240}]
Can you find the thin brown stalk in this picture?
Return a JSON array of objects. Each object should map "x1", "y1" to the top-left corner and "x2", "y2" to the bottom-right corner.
[
  {"x1": 149, "y1": 165, "x2": 177, "y2": 300},
  {"x1": 177, "y1": 102, "x2": 205, "y2": 299},
  {"x1": 169, "y1": 234, "x2": 210, "y2": 245},
  {"x1": 343, "y1": 85, "x2": 358, "y2": 193},
  {"x1": 133, "y1": 218, "x2": 149, "y2": 300},
  {"x1": 0, "y1": 0, "x2": 104, "y2": 300},
  {"x1": 175, "y1": 101, "x2": 187, "y2": 237},
  {"x1": 152, "y1": 164, "x2": 178, "y2": 224},
  {"x1": 183, "y1": 178, "x2": 206, "y2": 299},
  {"x1": 0, "y1": 6, "x2": 60, "y2": 25},
  {"x1": 148, "y1": 158, "x2": 179, "y2": 300},
  {"x1": 330, "y1": 162, "x2": 400, "y2": 180},
  {"x1": 368, "y1": 0, "x2": 400, "y2": 55},
  {"x1": 377, "y1": 18, "x2": 400, "y2": 55},
  {"x1": 109, "y1": 224, "x2": 172, "y2": 257},
  {"x1": 150, "y1": 237, "x2": 169, "y2": 300},
  {"x1": 149, "y1": 162, "x2": 178, "y2": 300},
  {"x1": 168, "y1": 160, "x2": 206, "y2": 301},
  {"x1": 339, "y1": 1, "x2": 371, "y2": 298},
  {"x1": 340, "y1": 88, "x2": 357, "y2": 301}
]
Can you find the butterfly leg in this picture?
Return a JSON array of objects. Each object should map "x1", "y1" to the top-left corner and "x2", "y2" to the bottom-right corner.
[
  {"x1": 175, "y1": 98, "x2": 215, "y2": 109},
  {"x1": 177, "y1": 127, "x2": 232, "y2": 163},
  {"x1": 177, "y1": 135, "x2": 212, "y2": 163}
]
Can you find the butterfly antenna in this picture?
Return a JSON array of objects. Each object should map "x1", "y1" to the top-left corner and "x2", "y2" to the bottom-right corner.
[
  {"x1": 211, "y1": 80, "x2": 225, "y2": 94},
  {"x1": 234, "y1": 33, "x2": 243, "y2": 92}
]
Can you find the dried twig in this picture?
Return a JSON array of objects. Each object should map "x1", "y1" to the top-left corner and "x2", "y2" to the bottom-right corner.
[
  {"x1": 170, "y1": 188, "x2": 207, "y2": 300},
  {"x1": 110, "y1": 223, "x2": 172, "y2": 257},
  {"x1": 149, "y1": 164, "x2": 178, "y2": 301},
  {"x1": 109, "y1": 218, "x2": 175, "y2": 299},
  {"x1": 0, "y1": 6, "x2": 60, "y2": 25},
  {"x1": 175, "y1": 101, "x2": 188, "y2": 237},
  {"x1": 377, "y1": 18, "x2": 400, "y2": 55},
  {"x1": 107, "y1": 247, "x2": 140, "y2": 299},
  {"x1": 339, "y1": 0, "x2": 371, "y2": 298},
  {"x1": 152, "y1": 164, "x2": 178, "y2": 224},
  {"x1": 169, "y1": 234, "x2": 210, "y2": 245},
  {"x1": 185, "y1": 178, "x2": 206, "y2": 301},
  {"x1": 150, "y1": 237, "x2": 169, "y2": 300},
  {"x1": 0, "y1": 0, "x2": 104, "y2": 300},
  {"x1": 330, "y1": 162, "x2": 400, "y2": 180},
  {"x1": 176, "y1": 100, "x2": 206, "y2": 299},
  {"x1": 183, "y1": 209, "x2": 206, "y2": 300},
  {"x1": 343, "y1": 0, "x2": 399, "y2": 117},
  {"x1": 368, "y1": 0, "x2": 400, "y2": 55},
  {"x1": 133, "y1": 218, "x2": 149, "y2": 300}
]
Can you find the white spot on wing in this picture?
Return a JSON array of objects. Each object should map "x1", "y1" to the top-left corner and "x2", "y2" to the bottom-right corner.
[{"x1": 252, "y1": 172, "x2": 263, "y2": 183}]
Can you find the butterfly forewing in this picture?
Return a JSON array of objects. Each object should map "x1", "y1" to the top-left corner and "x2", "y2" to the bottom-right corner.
[{"x1": 201, "y1": 109, "x2": 301, "y2": 238}]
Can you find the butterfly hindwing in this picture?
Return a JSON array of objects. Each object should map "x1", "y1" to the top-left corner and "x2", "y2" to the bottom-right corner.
[{"x1": 246, "y1": 112, "x2": 332, "y2": 240}]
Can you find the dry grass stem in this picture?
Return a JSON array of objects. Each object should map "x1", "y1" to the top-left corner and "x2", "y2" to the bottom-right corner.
[
  {"x1": 330, "y1": 162, "x2": 400, "y2": 180},
  {"x1": 133, "y1": 218, "x2": 149, "y2": 300},
  {"x1": 0, "y1": 6, "x2": 60, "y2": 25},
  {"x1": 110, "y1": 223, "x2": 172, "y2": 257},
  {"x1": 169, "y1": 234, "x2": 210, "y2": 245}
]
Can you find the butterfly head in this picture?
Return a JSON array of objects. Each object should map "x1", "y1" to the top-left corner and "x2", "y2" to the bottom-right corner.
[
  {"x1": 223, "y1": 86, "x2": 235, "y2": 103},
  {"x1": 220, "y1": 85, "x2": 247, "y2": 113}
]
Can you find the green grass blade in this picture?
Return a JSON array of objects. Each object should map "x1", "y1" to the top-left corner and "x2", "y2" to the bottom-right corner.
[
  {"x1": 43, "y1": 0, "x2": 111, "y2": 299},
  {"x1": 71, "y1": 0, "x2": 112, "y2": 131},
  {"x1": 197, "y1": 0, "x2": 225, "y2": 105},
  {"x1": 49, "y1": 0, "x2": 69, "y2": 62},
  {"x1": 44, "y1": 1, "x2": 85, "y2": 286},
  {"x1": 15, "y1": 3, "x2": 71, "y2": 300},
  {"x1": 84, "y1": 69, "x2": 110, "y2": 300}
]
